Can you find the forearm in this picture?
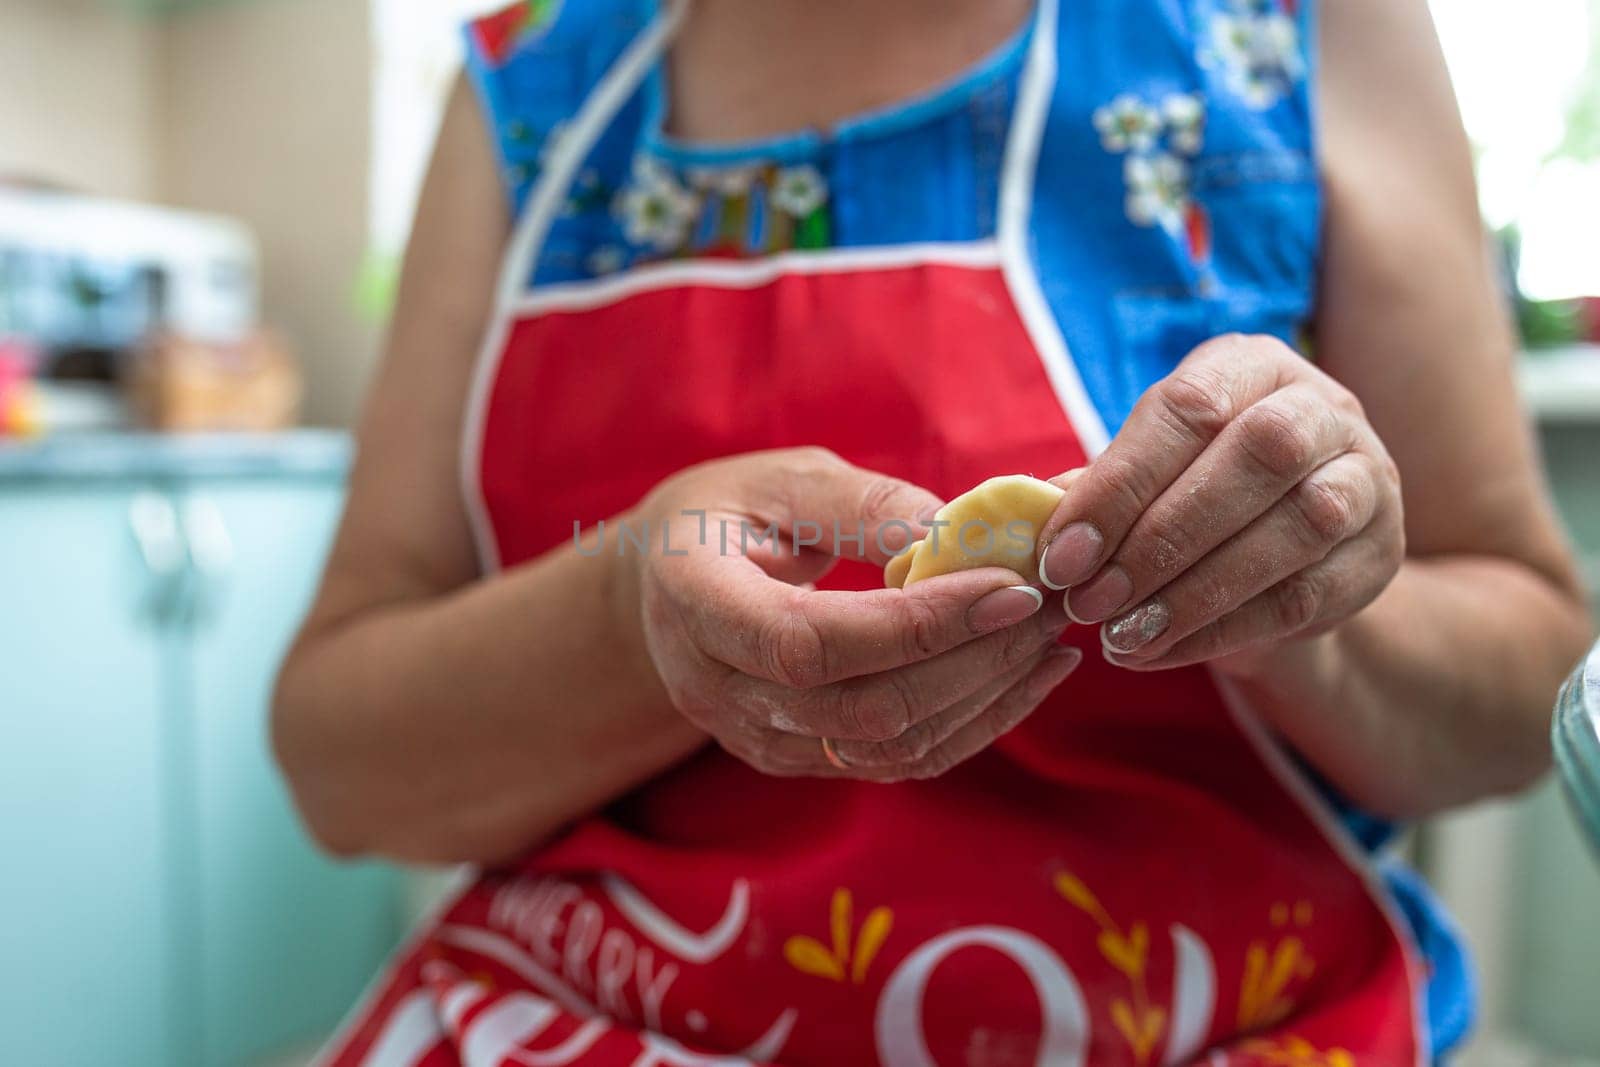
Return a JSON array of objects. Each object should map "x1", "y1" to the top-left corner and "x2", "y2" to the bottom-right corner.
[
  {"x1": 1235, "y1": 554, "x2": 1592, "y2": 819},
  {"x1": 273, "y1": 540, "x2": 705, "y2": 866}
]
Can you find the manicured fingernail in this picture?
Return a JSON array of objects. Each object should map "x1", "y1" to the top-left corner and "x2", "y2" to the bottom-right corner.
[
  {"x1": 1102, "y1": 599, "x2": 1171, "y2": 654},
  {"x1": 1067, "y1": 565, "x2": 1134, "y2": 623},
  {"x1": 1040, "y1": 523, "x2": 1103, "y2": 591},
  {"x1": 968, "y1": 585, "x2": 1044, "y2": 633}
]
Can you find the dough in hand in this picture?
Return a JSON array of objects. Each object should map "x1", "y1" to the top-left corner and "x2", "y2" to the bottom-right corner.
[{"x1": 886, "y1": 475, "x2": 1066, "y2": 589}]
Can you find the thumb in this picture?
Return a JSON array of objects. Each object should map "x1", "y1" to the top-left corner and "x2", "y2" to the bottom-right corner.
[{"x1": 766, "y1": 449, "x2": 942, "y2": 567}]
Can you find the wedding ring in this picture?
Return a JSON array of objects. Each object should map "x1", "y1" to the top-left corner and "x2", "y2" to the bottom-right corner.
[{"x1": 820, "y1": 736, "x2": 849, "y2": 770}]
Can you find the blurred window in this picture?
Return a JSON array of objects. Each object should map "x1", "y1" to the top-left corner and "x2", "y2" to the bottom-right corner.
[
  {"x1": 1432, "y1": 0, "x2": 1600, "y2": 300},
  {"x1": 370, "y1": 0, "x2": 504, "y2": 260}
]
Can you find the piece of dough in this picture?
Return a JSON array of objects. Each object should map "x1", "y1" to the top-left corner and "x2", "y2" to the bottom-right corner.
[{"x1": 885, "y1": 475, "x2": 1066, "y2": 588}]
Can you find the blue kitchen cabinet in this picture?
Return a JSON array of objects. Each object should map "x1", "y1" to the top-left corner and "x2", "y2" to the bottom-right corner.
[
  {"x1": 183, "y1": 482, "x2": 401, "y2": 1067},
  {"x1": 0, "y1": 484, "x2": 179, "y2": 1067},
  {"x1": 0, "y1": 434, "x2": 404, "y2": 1067}
]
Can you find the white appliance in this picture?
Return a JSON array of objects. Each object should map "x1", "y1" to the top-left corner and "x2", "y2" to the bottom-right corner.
[{"x1": 0, "y1": 187, "x2": 260, "y2": 355}]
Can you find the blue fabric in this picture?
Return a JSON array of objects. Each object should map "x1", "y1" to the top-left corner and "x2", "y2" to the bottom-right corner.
[{"x1": 462, "y1": 0, "x2": 1474, "y2": 1057}]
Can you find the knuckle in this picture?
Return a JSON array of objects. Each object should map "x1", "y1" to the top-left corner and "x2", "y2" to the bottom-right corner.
[
  {"x1": 792, "y1": 445, "x2": 843, "y2": 469},
  {"x1": 762, "y1": 609, "x2": 831, "y2": 690},
  {"x1": 1367, "y1": 446, "x2": 1402, "y2": 495},
  {"x1": 1327, "y1": 381, "x2": 1366, "y2": 419},
  {"x1": 874, "y1": 718, "x2": 939, "y2": 766},
  {"x1": 1288, "y1": 475, "x2": 1360, "y2": 548},
  {"x1": 1095, "y1": 454, "x2": 1158, "y2": 520},
  {"x1": 1274, "y1": 572, "x2": 1324, "y2": 633},
  {"x1": 837, "y1": 678, "x2": 914, "y2": 743},
  {"x1": 695, "y1": 671, "x2": 741, "y2": 723},
  {"x1": 908, "y1": 746, "x2": 958, "y2": 781},
  {"x1": 1236, "y1": 401, "x2": 1316, "y2": 481},
  {"x1": 857, "y1": 475, "x2": 912, "y2": 525},
  {"x1": 1128, "y1": 520, "x2": 1194, "y2": 580},
  {"x1": 897, "y1": 594, "x2": 948, "y2": 662},
  {"x1": 997, "y1": 617, "x2": 1047, "y2": 670},
  {"x1": 718, "y1": 734, "x2": 776, "y2": 776},
  {"x1": 1157, "y1": 369, "x2": 1236, "y2": 441},
  {"x1": 1184, "y1": 569, "x2": 1240, "y2": 621}
]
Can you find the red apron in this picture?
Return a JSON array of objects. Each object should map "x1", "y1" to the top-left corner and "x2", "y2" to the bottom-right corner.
[{"x1": 318, "y1": 4, "x2": 1424, "y2": 1064}]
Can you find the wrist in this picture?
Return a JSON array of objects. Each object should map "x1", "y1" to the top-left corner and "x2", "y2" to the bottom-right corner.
[
  {"x1": 598, "y1": 507, "x2": 664, "y2": 699},
  {"x1": 1214, "y1": 626, "x2": 1348, "y2": 717}
]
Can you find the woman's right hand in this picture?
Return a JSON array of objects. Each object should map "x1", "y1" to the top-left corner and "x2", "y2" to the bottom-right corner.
[{"x1": 614, "y1": 448, "x2": 1083, "y2": 782}]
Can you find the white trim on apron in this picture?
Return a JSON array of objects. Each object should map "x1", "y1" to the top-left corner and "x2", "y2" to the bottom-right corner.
[{"x1": 458, "y1": 0, "x2": 1105, "y2": 575}]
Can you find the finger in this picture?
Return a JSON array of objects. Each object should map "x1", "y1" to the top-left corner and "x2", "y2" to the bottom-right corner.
[
  {"x1": 880, "y1": 644, "x2": 1083, "y2": 781},
  {"x1": 828, "y1": 643, "x2": 1052, "y2": 766},
  {"x1": 1065, "y1": 382, "x2": 1363, "y2": 625},
  {"x1": 1105, "y1": 526, "x2": 1398, "y2": 672},
  {"x1": 732, "y1": 530, "x2": 841, "y2": 588},
  {"x1": 752, "y1": 644, "x2": 1083, "y2": 779},
  {"x1": 752, "y1": 646, "x2": 1047, "y2": 771},
  {"x1": 754, "y1": 447, "x2": 944, "y2": 566},
  {"x1": 675, "y1": 553, "x2": 1051, "y2": 690},
  {"x1": 1094, "y1": 448, "x2": 1382, "y2": 658},
  {"x1": 724, "y1": 593, "x2": 1070, "y2": 742},
  {"x1": 1035, "y1": 335, "x2": 1304, "y2": 592}
]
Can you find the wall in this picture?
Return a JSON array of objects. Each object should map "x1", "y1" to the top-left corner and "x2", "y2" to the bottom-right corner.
[
  {"x1": 1, "y1": 0, "x2": 381, "y2": 427},
  {"x1": 160, "y1": 0, "x2": 380, "y2": 427},
  {"x1": 0, "y1": 0, "x2": 165, "y2": 200}
]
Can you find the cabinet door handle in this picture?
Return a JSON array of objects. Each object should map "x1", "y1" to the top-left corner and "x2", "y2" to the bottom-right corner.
[
  {"x1": 182, "y1": 497, "x2": 234, "y2": 626},
  {"x1": 129, "y1": 492, "x2": 185, "y2": 623}
]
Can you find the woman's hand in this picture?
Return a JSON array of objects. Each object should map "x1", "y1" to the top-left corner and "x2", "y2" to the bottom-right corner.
[
  {"x1": 1035, "y1": 334, "x2": 1405, "y2": 679},
  {"x1": 617, "y1": 448, "x2": 1082, "y2": 782}
]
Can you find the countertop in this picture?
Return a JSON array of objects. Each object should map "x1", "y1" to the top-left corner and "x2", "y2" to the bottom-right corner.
[
  {"x1": 0, "y1": 430, "x2": 352, "y2": 483},
  {"x1": 0, "y1": 348, "x2": 1595, "y2": 485},
  {"x1": 1519, "y1": 345, "x2": 1600, "y2": 424}
]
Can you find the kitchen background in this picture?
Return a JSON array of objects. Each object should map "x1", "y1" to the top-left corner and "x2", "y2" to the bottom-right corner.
[{"x1": 1, "y1": 0, "x2": 1598, "y2": 1065}]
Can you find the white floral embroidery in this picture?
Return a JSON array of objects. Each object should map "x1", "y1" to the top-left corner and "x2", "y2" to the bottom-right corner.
[
  {"x1": 1092, "y1": 93, "x2": 1163, "y2": 153},
  {"x1": 686, "y1": 164, "x2": 762, "y2": 197},
  {"x1": 617, "y1": 157, "x2": 701, "y2": 251},
  {"x1": 587, "y1": 245, "x2": 626, "y2": 276},
  {"x1": 1124, "y1": 153, "x2": 1192, "y2": 235},
  {"x1": 770, "y1": 165, "x2": 829, "y2": 218},
  {"x1": 1161, "y1": 93, "x2": 1206, "y2": 156},
  {"x1": 1203, "y1": 1, "x2": 1304, "y2": 110},
  {"x1": 1093, "y1": 88, "x2": 1207, "y2": 245}
]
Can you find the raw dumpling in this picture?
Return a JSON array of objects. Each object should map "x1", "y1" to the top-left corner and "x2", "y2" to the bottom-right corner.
[{"x1": 886, "y1": 474, "x2": 1066, "y2": 588}]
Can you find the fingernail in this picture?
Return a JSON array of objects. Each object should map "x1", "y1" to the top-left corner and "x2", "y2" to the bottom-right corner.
[
  {"x1": 1040, "y1": 523, "x2": 1103, "y2": 591},
  {"x1": 968, "y1": 585, "x2": 1044, "y2": 633},
  {"x1": 1067, "y1": 565, "x2": 1134, "y2": 623},
  {"x1": 1102, "y1": 599, "x2": 1171, "y2": 654}
]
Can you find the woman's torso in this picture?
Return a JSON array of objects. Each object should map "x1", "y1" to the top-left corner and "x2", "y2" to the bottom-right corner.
[{"x1": 323, "y1": 2, "x2": 1470, "y2": 1063}]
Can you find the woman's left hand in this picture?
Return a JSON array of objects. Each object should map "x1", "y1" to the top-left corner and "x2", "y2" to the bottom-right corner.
[{"x1": 1035, "y1": 333, "x2": 1406, "y2": 678}]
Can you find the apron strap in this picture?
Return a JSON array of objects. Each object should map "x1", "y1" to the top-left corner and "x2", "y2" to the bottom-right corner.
[
  {"x1": 995, "y1": 0, "x2": 1112, "y2": 457},
  {"x1": 492, "y1": 0, "x2": 693, "y2": 310}
]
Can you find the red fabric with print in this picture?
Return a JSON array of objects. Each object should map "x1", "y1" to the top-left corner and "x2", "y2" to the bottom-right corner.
[{"x1": 315, "y1": 261, "x2": 1423, "y2": 1067}]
